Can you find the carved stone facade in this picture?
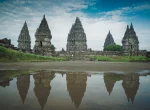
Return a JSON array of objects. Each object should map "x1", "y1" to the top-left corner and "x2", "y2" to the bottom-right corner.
[
  {"x1": 18, "y1": 21, "x2": 31, "y2": 51},
  {"x1": 122, "y1": 23, "x2": 139, "y2": 51},
  {"x1": 104, "y1": 30, "x2": 115, "y2": 48},
  {"x1": 34, "y1": 15, "x2": 52, "y2": 56},
  {"x1": 66, "y1": 17, "x2": 87, "y2": 52}
]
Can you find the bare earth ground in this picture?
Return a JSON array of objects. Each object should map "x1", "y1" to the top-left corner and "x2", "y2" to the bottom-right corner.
[{"x1": 0, "y1": 61, "x2": 150, "y2": 73}]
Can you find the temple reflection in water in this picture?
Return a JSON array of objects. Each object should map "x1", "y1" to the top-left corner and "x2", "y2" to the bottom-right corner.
[
  {"x1": 33, "y1": 71, "x2": 55, "y2": 110},
  {"x1": 0, "y1": 70, "x2": 150, "y2": 110},
  {"x1": 103, "y1": 73, "x2": 140, "y2": 104},
  {"x1": 66, "y1": 72, "x2": 88, "y2": 109},
  {"x1": 103, "y1": 73, "x2": 122, "y2": 95},
  {"x1": 17, "y1": 74, "x2": 30, "y2": 104},
  {"x1": 122, "y1": 73, "x2": 140, "y2": 104}
]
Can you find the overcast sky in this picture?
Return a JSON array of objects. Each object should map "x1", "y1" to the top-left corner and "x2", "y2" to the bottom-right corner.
[{"x1": 0, "y1": 0, "x2": 150, "y2": 51}]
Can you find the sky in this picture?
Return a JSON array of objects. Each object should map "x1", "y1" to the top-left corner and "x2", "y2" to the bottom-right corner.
[{"x1": 0, "y1": 0, "x2": 150, "y2": 51}]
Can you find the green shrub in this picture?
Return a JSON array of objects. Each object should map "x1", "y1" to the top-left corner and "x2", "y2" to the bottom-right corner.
[{"x1": 104, "y1": 44, "x2": 123, "y2": 51}]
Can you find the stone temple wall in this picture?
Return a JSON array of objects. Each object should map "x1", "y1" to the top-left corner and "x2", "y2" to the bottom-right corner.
[{"x1": 58, "y1": 50, "x2": 147, "y2": 58}]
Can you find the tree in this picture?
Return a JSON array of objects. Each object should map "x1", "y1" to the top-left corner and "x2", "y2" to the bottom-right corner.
[
  {"x1": 104, "y1": 44, "x2": 123, "y2": 51},
  {"x1": 50, "y1": 44, "x2": 55, "y2": 53}
]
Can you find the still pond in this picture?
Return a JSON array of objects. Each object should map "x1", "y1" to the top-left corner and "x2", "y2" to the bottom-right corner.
[{"x1": 0, "y1": 70, "x2": 150, "y2": 110}]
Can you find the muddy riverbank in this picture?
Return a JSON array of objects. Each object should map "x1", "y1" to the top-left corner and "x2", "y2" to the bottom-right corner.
[{"x1": 0, "y1": 61, "x2": 150, "y2": 73}]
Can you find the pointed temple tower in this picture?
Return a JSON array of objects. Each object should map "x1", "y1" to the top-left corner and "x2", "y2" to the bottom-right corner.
[
  {"x1": 122, "y1": 23, "x2": 139, "y2": 51},
  {"x1": 66, "y1": 72, "x2": 87, "y2": 109},
  {"x1": 34, "y1": 15, "x2": 52, "y2": 56},
  {"x1": 122, "y1": 73, "x2": 140, "y2": 104},
  {"x1": 66, "y1": 17, "x2": 87, "y2": 52},
  {"x1": 104, "y1": 30, "x2": 115, "y2": 49},
  {"x1": 16, "y1": 74, "x2": 30, "y2": 104},
  {"x1": 33, "y1": 71, "x2": 55, "y2": 110},
  {"x1": 18, "y1": 21, "x2": 31, "y2": 51}
]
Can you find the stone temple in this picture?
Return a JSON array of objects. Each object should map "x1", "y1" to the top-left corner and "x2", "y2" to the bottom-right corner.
[
  {"x1": 104, "y1": 30, "x2": 115, "y2": 48},
  {"x1": 66, "y1": 17, "x2": 87, "y2": 52},
  {"x1": 34, "y1": 15, "x2": 52, "y2": 56},
  {"x1": 122, "y1": 23, "x2": 139, "y2": 51},
  {"x1": 18, "y1": 21, "x2": 31, "y2": 51}
]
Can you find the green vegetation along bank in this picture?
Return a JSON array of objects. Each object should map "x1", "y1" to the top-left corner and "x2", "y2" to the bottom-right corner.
[
  {"x1": 90, "y1": 55, "x2": 149, "y2": 62},
  {"x1": 0, "y1": 46, "x2": 149, "y2": 62},
  {"x1": 0, "y1": 46, "x2": 66, "y2": 62}
]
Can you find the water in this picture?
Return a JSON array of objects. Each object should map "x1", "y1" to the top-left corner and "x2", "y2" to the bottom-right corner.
[{"x1": 0, "y1": 70, "x2": 150, "y2": 110}]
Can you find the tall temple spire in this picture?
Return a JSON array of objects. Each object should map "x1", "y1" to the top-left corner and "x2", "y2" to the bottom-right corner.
[
  {"x1": 104, "y1": 30, "x2": 115, "y2": 48},
  {"x1": 25, "y1": 20, "x2": 27, "y2": 24},
  {"x1": 18, "y1": 21, "x2": 31, "y2": 51},
  {"x1": 34, "y1": 15, "x2": 53, "y2": 56},
  {"x1": 123, "y1": 25, "x2": 129, "y2": 38},
  {"x1": 126, "y1": 25, "x2": 129, "y2": 32},
  {"x1": 122, "y1": 23, "x2": 139, "y2": 51},
  {"x1": 130, "y1": 23, "x2": 134, "y2": 31},
  {"x1": 66, "y1": 17, "x2": 87, "y2": 52},
  {"x1": 75, "y1": 17, "x2": 81, "y2": 24}
]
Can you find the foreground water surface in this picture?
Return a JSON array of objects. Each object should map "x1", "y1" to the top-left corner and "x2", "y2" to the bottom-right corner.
[{"x1": 0, "y1": 70, "x2": 150, "y2": 110}]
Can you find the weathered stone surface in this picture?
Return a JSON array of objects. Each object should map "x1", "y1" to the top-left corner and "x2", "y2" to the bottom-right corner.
[
  {"x1": 66, "y1": 17, "x2": 87, "y2": 52},
  {"x1": 18, "y1": 21, "x2": 31, "y2": 51},
  {"x1": 34, "y1": 15, "x2": 52, "y2": 56},
  {"x1": 104, "y1": 30, "x2": 115, "y2": 48},
  {"x1": 122, "y1": 23, "x2": 139, "y2": 51}
]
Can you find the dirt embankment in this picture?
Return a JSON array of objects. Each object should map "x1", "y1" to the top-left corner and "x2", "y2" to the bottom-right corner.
[{"x1": 0, "y1": 61, "x2": 150, "y2": 73}]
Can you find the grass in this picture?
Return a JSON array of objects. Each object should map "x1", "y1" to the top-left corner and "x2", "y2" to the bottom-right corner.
[
  {"x1": 0, "y1": 46, "x2": 67, "y2": 62},
  {"x1": 90, "y1": 55, "x2": 148, "y2": 62}
]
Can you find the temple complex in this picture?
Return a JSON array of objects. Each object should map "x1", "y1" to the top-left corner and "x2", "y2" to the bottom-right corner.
[
  {"x1": 66, "y1": 17, "x2": 87, "y2": 52},
  {"x1": 122, "y1": 23, "x2": 139, "y2": 51},
  {"x1": 104, "y1": 30, "x2": 115, "y2": 49},
  {"x1": 3, "y1": 15, "x2": 148, "y2": 57},
  {"x1": 34, "y1": 15, "x2": 52, "y2": 56},
  {"x1": 16, "y1": 74, "x2": 30, "y2": 104},
  {"x1": 18, "y1": 21, "x2": 31, "y2": 51},
  {"x1": 66, "y1": 72, "x2": 87, "y2": 109}
]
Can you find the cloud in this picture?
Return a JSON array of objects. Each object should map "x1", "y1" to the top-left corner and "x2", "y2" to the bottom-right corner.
[
  {"x1": 133, "y1": 4, "x2": 150, "y2": 11},
  {"x1": 101, "y1": 3, "x2": 150, "y2": 17},
  {"x1": 0, "y1": 0, "x2": 149, "y2": 51}
]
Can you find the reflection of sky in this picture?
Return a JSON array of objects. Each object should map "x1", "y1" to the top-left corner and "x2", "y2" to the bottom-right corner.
[
  {"x1": 0, "y1": 0, "x2": 150, "y2": 50},
  {"x1": 0, "y1": 73, "x2": 150, "y2": 110}
]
